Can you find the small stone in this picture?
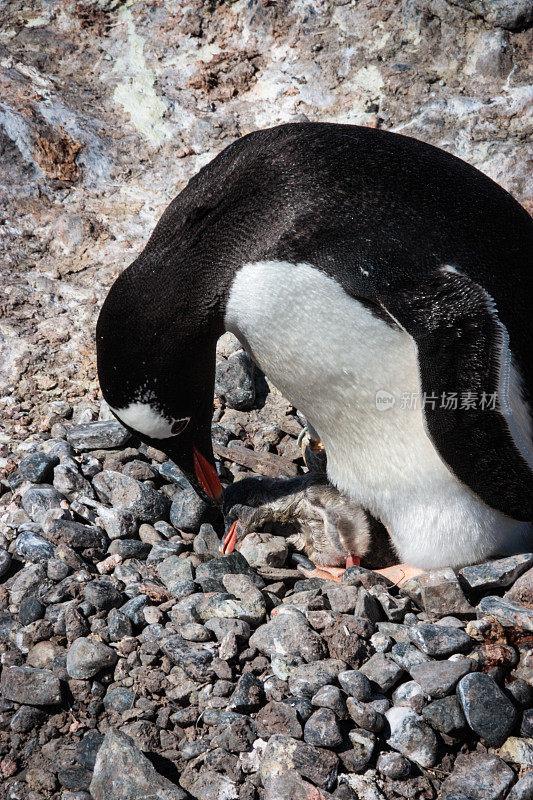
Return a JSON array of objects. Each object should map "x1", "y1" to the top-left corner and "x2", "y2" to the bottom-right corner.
[
  {"x1": 157, "y1": 555, "x2": 194, "y2": 594},
  {"x1": 506, "y1": 677, "x2": 533, "y2": 707},
  {"x1": 251, "y1": 609, "x2": 326, "y2": 662},
  {"x1": 18, "y1": 596, "x2": 45, "y2": 626},
  {"x1": 67, "y1": 420, "x2": 131, "y2": 450},
  {"x1": 288, "y1": 659, "x2": 344, "y2": 697},
  {"x1": 457, "y1": 672, "x2": 518, "y2": 747},
  {"x1": 1, "y1": 665, "x2": 61, "y2": 706},
  {"x1": 441, "y1": 753, "x2": 514, "y2": 800},
  {"x1": 238, "y1": 532, "x2": 288, "y2": 568},
  {"x1": 459, "y1": 554, "x2": 533, "y2": 591},
  {"x1": 392, "y1": 680, "x2": 428, "y2": 713},
  {"x1": 498, "y1": 736, "x2": 533, "y2": 767},
  {"x1": 415, "y1": 568, "x2": 474, "y2": 616},
  {"x1": 410, "y1": 658, "x2": 473, "y2": 698},
  {"x1": 193, "y1": 523, "x2": 221, "y2": 562},
  {"x1": 107, "y1": 608, "x2": 133, "y2": 641},
  {"x1": 170, "y1": 486, "x2": 209, "y2": 532},
  {"x1": 161, "y1": 634, "x2": 214, "y2": 680},
  {"x1": 84, "y1": 579, "x2": 123, "y2": 611},
  {"x1": 0, "y1": 549, "x2": 11, "y2": 579},
  {"x1": 370, "y1": 632, "x2": 392, "y2": 652},
  {"x1": 21, "y1": 484, "x2": 64, "y2": 525},
  {"x1": 346, "y1": 697, "x2": 384, "y2": 733},
  {"x1": 260, "y1": 734, "x2": 338, "y2": 790},
  {"x1": 422, "y1": 695, "x2": 466, "y2": 733},
  {"x1": 66, "y1": 637, "x2": 118, "y2": 679},
  {"x1": 506, "y1": 566, "x2": 533, "y2": 607},
  {"x1": 477, "y1": 595, "x2": 533, "y2": 632},
  {"x1": 256, "y1": 701, "x2": 303, "y2": 738},
  {"x1": 229, "y1": 673, "x2": 265, "y2": 712},
  {"x1": 385, "y1": 706, "x2": 438, "y2": 768},
  {"x1": 120, "y1": 595, "x2": 149, "y2": 626},
  {"x1": 377, "y1": 751, "x2": 410, "y2": 779},
  {"x1": 390, "y1": 642, "x2": 430, "y2": 671},
  {"x1": 215, "y1": 351, "x2": 256, "y2": 410},
  {"x1": 196, "y1": 551, "x2": 262, "y2": 591},
  {"x1": 90, "y1": 728, "x2": 186, "y2": 799},
  {"x1": 325, "y1": 584, "x2": 359, "y2": 614},
  {"x1": 507, "y1": 772, "x2": 533, "y2": 800},
  {"x1": 103, "y1": 687, "x2": 135, "y2": 713},
  {"x1": 346, "y1": 728, "x2": 376, "y2": 772},
  {"x1": 76, "y1": 730, "x2": 104, "y2": 770},
  {"x1": 312, "y1": 685, "x2": 347, "y2": 718},
  {"x1": 304, "y1": 707, "x2": 343, "y2": 747},
  {"x1": 338, "y1": 670, "x2": 372, "y2": 701},
  {"x1": 108, "y1": 538, "x2": 151, "y2": 559},
  {"x1": 92, "y1": 470, "x2": 170, "y2": 523},
  {"x1": 15, "y1": 529, "x2": 56, "y2": 562},
  {"x1": 359, "y1": 653, "x2": 404, "y2": 692},
  {"x1": 409, "y1": 623, "x2": 473, "y2": 656},
  {"x1": 97, "y1": 506, "x2": 138, "y2": 540},
  {"x1": 10, "y1": 706, "x2": 46, "y2": 733},
  {"x1": 19, "y1": 452, "x2": 58, "y2": 483}
]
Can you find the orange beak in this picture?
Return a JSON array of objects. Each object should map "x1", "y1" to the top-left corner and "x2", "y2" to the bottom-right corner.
[
  {"x1": 192, "y1": 444, "x2": 223, "y2": 505},
  {"x1": 221, "y1": 520, "x2": 238, "y2": 555}
]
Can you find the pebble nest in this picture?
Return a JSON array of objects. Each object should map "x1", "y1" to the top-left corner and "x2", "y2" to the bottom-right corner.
[{"x1": 1, "y1": 336, "x2": 533, "y2": 800}]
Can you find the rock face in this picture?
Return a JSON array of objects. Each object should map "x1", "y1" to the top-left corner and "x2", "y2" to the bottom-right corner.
[{"x1": 90, "y1": 728, "x2": 186, "y2": 800}]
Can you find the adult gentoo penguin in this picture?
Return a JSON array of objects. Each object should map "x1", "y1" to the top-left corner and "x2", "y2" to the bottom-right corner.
[{"x1": 96, "y1": 122, "x2": 533, "y2": 581}]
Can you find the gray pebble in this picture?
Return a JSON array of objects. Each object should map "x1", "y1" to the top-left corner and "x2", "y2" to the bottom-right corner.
[
  {"x1": 338, "y1": 670, "x2": 372, "y2": 701},
  {"x1": 441, "y1": 752, "x2": 514, "y2": 800},
  {"x1": 67, "y1": 420, "x2": 131, "y2": 451},
  {"x1": 409, "y1": 623, "x2": 473, "y2": 656},
  {"x1": 457, "y1": 672, "x2": 518, "y2": 747},
  {"x1": 92, "y1": 470, "x2": 170, "y2": 524},
  {"x1": 15, "y1": 530, "x2": 56, "y2": 563},
  {"x1": 304, "y1": 707, "x2": 343, "y2": 748},
  {"x1": 19, "y1": 452, "x2": 59, "y2": 483},
  {"x1": 385, "y1": 705, "x2": 438, "y2": 768},
  {"x1": 359, "y1": 653, "x2": 404, "y2": 692},
  {"x1": 422, "y1": 695, "x2": 466, "y2": 734},
  {"x1": 66, "y1": 637, "x2": 118, "y2": 679},
  {"x1": 1, "y1": 665, "x2": 61, "y2": 706},
  {"x1": 410, "y1": 658, "x2": 473, "y2": 698},
  {"x1": 377, "y1": 751, "x2": 410, "y2": 779}
]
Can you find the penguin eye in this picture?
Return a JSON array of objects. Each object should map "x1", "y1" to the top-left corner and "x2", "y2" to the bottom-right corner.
[{"x1": 170, "y1": 417, "x2": 190, "y2": 436}]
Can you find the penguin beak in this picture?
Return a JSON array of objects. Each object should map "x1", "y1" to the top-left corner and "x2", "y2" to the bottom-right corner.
[{"x1": 192, "y1": 443, "x2": 223, "y2": 505}]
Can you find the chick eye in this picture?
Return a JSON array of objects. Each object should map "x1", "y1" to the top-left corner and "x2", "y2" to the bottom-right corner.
[{"x1": 170, "y1": 417, "x2": 190, "y2": 436}]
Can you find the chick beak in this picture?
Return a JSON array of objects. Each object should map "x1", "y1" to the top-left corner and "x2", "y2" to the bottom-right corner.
[
  {"x1": 192, "y1": 444, "x2": 223, "y2": 505},
  {"x1": 221, "y1": 520, "x2": 238, "y2": 555}
]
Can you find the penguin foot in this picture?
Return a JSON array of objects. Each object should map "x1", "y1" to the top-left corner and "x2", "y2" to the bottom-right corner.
[{"x1": 374, "y1": 563, "x2": 426, "y2": 586}]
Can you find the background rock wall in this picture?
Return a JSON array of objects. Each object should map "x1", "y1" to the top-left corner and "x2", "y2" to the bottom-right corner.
[{"x1": 0, "y1": 0, "x2": 532, "y2": 449}]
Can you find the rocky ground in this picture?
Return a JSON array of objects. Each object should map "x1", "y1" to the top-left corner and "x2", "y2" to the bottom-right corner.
[
  {"x1": 1, "y1": 0, "x2": 533, "y2": 799},
  {"x1": 1, "y1": 338, "x2": 533, "y2": 800}
]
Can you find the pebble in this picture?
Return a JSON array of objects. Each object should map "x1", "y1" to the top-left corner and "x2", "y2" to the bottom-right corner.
[
  {"x1": 409, "y1": 658, "x2": 473, "y2": 698},
  {"x1": 376, "y1": 751, "x2": 410, "y2": 779},
  {"x1": 477, "y1": 595, "x2": 533, "y2": 632},
  {"x1": 457, "y1": 672, "x2": 518, "y2": 747},
  {"x1": 103, "y1": 687, "x2": 135, "y2": 713},
  {"x1": 312, "y1": 684, "x2": 348, "y2": 718},
  {"x1": 161, "y1": 634, "x2": 215, "y2": 680},
  {"x1": 385, "y1": 706, "x2": 438, "y2": 768},
  {"x1": 107, "y1": 608, "x2": 133, "y2": 641},
  {"x1": 250, "y1": 609, "x2": 327, "y2": 662},
  {"x1": 507, "y1": 772, "x2": 533, "y2": 800},
  {"x1": 0, "y1": 549, "x2": 11, "y2": 578},
  {"x1": 359, "y1": 653, "x2": 404, "y2": 692},
  {"x1": 21, "y1": 484, "x2": 64, "y2": 525},
  {"x1": 18, "y1": 452, "x2": 59, "y2": 483},
  {"x1": 304, "y1": 707, "x2": 343, "y2": 747},
  {"x1": 390, "y1": 642, "x2": 430, "y2": 670},
  {"x1": 440, "y1": 752, "x2": 514, "y2": 800},
  {"x1": 215, "y1": 350, "x2": 256, "y2": 410},
  {"x1": 346, "y1": 697, "x2": 384, "y2": 733},
  {"x1": 90, "y1": 728, "x2": 186, "y2": 799},
  {"x1": 92, "y1": 470, "x2": 170, "y2": 524},
  {"x1": 193, "y1": 523, "x2": 221, "y2": 562},
  {"x1": 1, "y1": 665, "x2": 61, "y2": 706},
  {"x1": 238, "y1": 532, "x2": 288, "y2": 568},
  {"x1": 66, "y1": 637, "x2": 118, "y2": 679},
  {"x1": 460, "y1": 554, "x2": 533, "y2": 591},
  {"x1": 338, "y1": 670, "x2": 372, "y2": 701},
  {"x1": 288, "y1": 659, "x2": 344, "y2": 697},
  {"x1": 409, "y1": 623, "x2": 473, "y2": 656},
  {"x1": 67, "y1": 420, "x2": 131, "y2": 451},
  {"x1": 229, "y1": 673, "x2": 265, "y2": 712},
  {"x1": 170, "y1": 485, "x2": 211, "y2": 532},
  {"x1": 84, "y1": 579, "x2": 124, "y2": 611},
  {"x1": 392, "y1": 680, "x2": 427, "y2": 713},
  {"x1": 422, "y1": 695, "x2": 466, "y2": 734}
]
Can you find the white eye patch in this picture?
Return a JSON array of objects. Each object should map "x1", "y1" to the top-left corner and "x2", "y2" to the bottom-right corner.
[{"x1": 110, "y1": 402, "x2": 190, "y2": 440}]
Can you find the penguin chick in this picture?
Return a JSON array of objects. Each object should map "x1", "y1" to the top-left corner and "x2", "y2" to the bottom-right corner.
[{"x1": 222, "y1": 473, "x2": 371, "y2": 568}]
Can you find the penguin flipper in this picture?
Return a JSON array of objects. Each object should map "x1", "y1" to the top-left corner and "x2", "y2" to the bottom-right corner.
[{"x1": 379, "y1": 268, "x2": 533, "y2": 521}]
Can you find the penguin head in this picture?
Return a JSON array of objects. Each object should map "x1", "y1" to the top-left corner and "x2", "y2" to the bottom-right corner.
[{"x1": 96, "y1": 269, "x2": 223, "y2": 506}]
